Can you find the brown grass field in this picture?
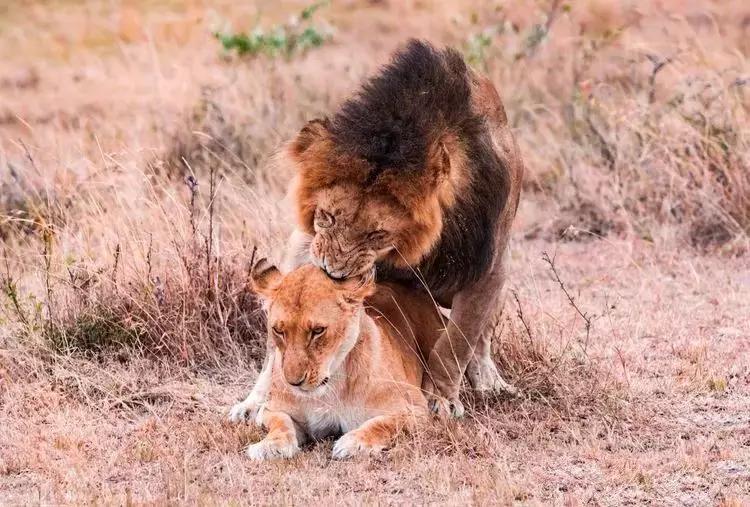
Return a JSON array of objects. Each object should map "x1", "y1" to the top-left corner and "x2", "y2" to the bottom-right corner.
[{"x1": 1, "y1": 0, "x2": 749, "y2": 504}]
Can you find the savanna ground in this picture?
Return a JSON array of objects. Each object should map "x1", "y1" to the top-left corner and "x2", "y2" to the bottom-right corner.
[{"x1": 1, "y1": 0, "x2": 749, "y2": 504}]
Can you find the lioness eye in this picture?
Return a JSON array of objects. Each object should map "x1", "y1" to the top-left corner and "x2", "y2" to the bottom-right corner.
[
  {"x1": 311, "y1": 326, "x2": 326, "y2": 338},
  {"x1": 271, "y1": 326, "x2": 284, "y2": 337}
]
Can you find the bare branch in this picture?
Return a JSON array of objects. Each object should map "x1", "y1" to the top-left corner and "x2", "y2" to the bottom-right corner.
[
  {"x1": 511, "y1": 289, "x2": 534, "y2": 345},
  {"x1": 541, "y1": 251, "x2": 594, "y2": 351}
]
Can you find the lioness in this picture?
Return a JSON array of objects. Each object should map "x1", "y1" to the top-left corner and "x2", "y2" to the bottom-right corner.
[
  {"x1": 244, "y1": 259, "x2": 441, "y2": 460},
  {"x1": 230, "y1": 39, "x2": 523, "y2": 421}
]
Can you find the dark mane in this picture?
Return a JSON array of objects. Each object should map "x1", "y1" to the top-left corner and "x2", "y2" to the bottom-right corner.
[
  {"x1": 331, "y1": 39, "x2": 511, "y2": 299},
  {"x1": 330, "y1": 40, "x2": 476, "y2": 178}
]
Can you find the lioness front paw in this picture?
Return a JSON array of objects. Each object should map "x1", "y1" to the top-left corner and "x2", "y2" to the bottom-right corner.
[
  {"x1": 332, "y1": 432, "x2": 384, "y2": 460},
  {"x1": 228, "y1": 398, "x2": 262, "y2": 424},
  {"x1": 245, "y1": 439, "x2": 299, "y2": 461}
]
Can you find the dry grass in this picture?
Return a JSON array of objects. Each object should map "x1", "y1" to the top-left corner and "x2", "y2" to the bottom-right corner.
[{"x1": 1, "y1": 0, "x2": 749, "y2": 504}]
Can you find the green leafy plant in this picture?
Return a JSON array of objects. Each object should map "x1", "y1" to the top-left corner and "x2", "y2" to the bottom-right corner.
[
  {"x1": 464, "y1": 31, "x2": 494, "y2": 69},
  {"x1": 215, "y1": 1, "x2": 331, "y2": 58}
]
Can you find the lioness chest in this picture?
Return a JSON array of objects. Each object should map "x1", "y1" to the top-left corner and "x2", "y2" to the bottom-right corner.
[
  {"x1": 297, "y1": 400, "x2": 370, "y2": 438},
  {"x1": 266, "y1": 319, "x2": 427, "y2": 440},
  {"x1": 272, "y1": 383, "x2": 389, "y2": 439}
]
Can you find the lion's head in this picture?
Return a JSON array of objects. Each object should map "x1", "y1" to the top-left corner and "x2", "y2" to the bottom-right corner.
[
  {"x1": 288, "y1": 117, "x2": 466, "y2": 280},
  {"x1": 250, "y1": 259, "x2": 375, "y2": 393},
  {"x1": 286, "y1": 41, "x2": 478, "y2": 280}
]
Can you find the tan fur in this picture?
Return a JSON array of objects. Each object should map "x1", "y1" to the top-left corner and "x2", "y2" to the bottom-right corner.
[{"x1": 245, "y1": 262, "x2": 443, "y2": 460}]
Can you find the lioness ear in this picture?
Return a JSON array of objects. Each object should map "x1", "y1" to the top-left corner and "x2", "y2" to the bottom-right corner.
[
  {"x1": 338, "y1": 269, "x2": 376, "y2": 307},
  {"x1": 290, "y1": 118, "x2": 331, "y2": 157},
  {"x1": 250, "y1": 258, "x2": 282, "y2": 298}
]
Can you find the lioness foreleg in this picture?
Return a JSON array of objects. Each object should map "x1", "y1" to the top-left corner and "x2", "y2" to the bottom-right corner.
[
  {"x1": 228, "y1": 346, "x2": 274, "y2": 423},
  {"x1": 246, "y1": 409, "x2": 305, "y2": 461},
  {"x1": 331, "y1": 414, "x2": 413, "y2": 459}
]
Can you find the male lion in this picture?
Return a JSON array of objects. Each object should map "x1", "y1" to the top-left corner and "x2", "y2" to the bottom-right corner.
[
  {"x1": 244, "y1": 259, "x2": 441, "y2": 460},
  {"x1": 230, "y1": 39, "x2": 523, "y2": 421}
]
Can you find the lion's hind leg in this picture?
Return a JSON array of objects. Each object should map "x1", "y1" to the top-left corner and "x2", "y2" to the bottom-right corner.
[{"x1": 465, "y1": 330, "x2": 519, "y2": 397}]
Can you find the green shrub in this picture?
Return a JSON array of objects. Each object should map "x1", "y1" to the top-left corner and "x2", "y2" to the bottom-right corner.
[{"x1": 215, "y1": 1, "x2": 331, "y2": 58}]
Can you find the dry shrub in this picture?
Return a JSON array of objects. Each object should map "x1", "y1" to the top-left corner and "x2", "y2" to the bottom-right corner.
[
  {"x1": 155, "y1": 53, "x2": 361, "y2": 185},
  {"x1": 0, "y1": 147, "x2": 67, "y2": 240},
  {"x1": 490, "y1": 310, "x2": 624, "y2": 421},
  {"x1": 39, "y1": 242, "x2": 265, "y2": 365},
  {"x1": 0, "y1": 153, "x2": 273, "y2": 367},
  {"x1": 468, "y1": 1, "x2": 750, "y2": 249},
  {"x1": 157, "y1": 87, "x2": 280, "y2": 183},
  {"x1": 402, "y1": 266, "x2": 628, "y2": 460}
]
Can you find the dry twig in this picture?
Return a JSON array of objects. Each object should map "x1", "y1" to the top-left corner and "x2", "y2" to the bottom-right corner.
[
  {"x1": 541, "y1": 251, "x2": 594, "y2": 352},
  {"x1": 511, "y1": 289, "x2": 534, "y2": 345}
]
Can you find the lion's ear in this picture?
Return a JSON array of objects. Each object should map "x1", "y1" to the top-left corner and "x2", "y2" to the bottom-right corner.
[
  {"x1": 426, "y1": 132, "x2": 465, "y2": 208},
  {"x1": 291, "y1": 118, "x2": 331, "y2": 157},
  {"x1": 250, "y1": 258, "x2": 282, "y2": 298},
  {"x1": 427, "y1": 132, "x2": 460, "y2": 181}
]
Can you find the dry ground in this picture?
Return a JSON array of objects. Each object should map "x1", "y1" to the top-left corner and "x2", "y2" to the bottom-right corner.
[{"x1": 1, "y1": 0, "x2": 749, "y2": 505}]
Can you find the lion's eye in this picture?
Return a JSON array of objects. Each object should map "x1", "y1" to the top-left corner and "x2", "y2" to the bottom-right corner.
[
  {"x1": 311, "y1": 326, "x2": 326, "y2": 338},
  {"x1": 367, "y1": 230, "x2": 388, "y2": 242},
  {"x1": 315, "y1": 209, "x2": 335, "y2": 229}
]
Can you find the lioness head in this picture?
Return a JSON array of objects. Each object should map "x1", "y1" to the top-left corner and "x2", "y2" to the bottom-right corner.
[
  {"x1": 250, "y1": 259, "x2": 375, "y2": 393},
  {"x1": 289, "y1": 118, "x2": 465, "y2": 279}
]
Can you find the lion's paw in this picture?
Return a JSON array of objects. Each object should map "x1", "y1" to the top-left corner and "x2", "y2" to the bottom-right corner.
[
  {"x1": 422, "y1": 378, "x2": 464, "y2": 419},
  {"x1": 245, "y1": 439, "x2": 299, "y2": 461},
  {"x1": 331, "y1": 432, "x2": 383, "y2": 460},
  {"x1": 465, "y1": 358, "x2": 519, "y2": 397},
  {"x1": 427, "y1": 395, "x2": 465, "y2": 419}
]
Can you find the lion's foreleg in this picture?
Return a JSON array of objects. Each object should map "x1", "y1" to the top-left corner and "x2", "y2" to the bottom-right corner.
[
  {"x1": 464, "y1": 287, "x2": 518, "y2": 396},
  {"x1": 281, "y1": 228, "x2": 312, "y2": 273},
  {"x1": 422, "y1": 251, "x2": 513, "y2": 417}
]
